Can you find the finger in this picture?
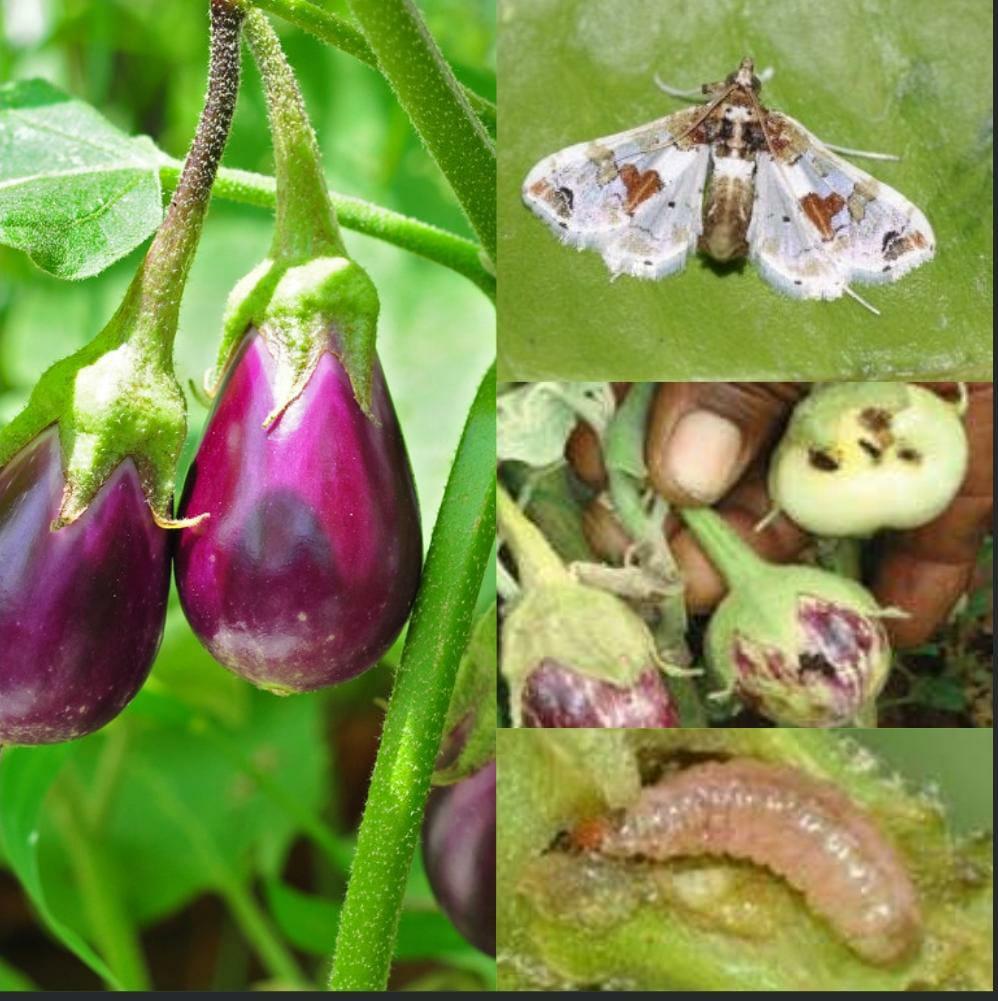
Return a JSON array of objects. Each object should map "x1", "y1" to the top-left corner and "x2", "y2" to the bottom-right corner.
[
  {"x1": 582, "y1": 494, "x2": 632, "y2": 563},
  {"x1": 564, "y1": 383, "x2": 632, "y2": 491},
  {"x1": 565, "y1": 421, "x2": 607, "y2": 490},
  {"x1": 667, "y1": 467, "x2": 809, "y2": 612},
  {"x1": 872, "y1": 382, "x2": 993, "y2": 647},
  {"x1": 646, "y1": 382, "x2": 805, "y2": 506}
]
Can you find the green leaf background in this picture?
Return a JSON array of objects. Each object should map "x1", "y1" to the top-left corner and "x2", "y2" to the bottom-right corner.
[
  {"x1": 0, "y1": 79, "x2": 163, "y2": 279},
  {"x1": 497, "y1": 0, "x2": 993, "y2": 380}
]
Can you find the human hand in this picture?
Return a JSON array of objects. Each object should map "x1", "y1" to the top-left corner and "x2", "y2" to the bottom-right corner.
[{"x1": 570, "y1": 382, "x2": 992, "y2": 648}]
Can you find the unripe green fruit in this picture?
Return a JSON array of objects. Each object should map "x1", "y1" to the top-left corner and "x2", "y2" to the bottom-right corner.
[{"x1": 768, "y1": 383, "x2": 968, "y2": 537}]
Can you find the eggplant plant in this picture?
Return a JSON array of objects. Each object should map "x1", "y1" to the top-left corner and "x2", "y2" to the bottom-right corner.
[
  {"x1": 0, "y1": 0, "x2": 495, "y2": 991},
  {"x1": 0, "y1": 0, "x2": 245, "y2": 743}
]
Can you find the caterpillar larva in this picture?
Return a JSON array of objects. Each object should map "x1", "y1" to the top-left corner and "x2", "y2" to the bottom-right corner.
[{"x1": 568, "y1": 758, "x2": 922, "y2": 965}]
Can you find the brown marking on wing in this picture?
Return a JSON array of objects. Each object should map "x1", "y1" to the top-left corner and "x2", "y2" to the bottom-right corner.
[
  {"x1": 883, "y1": 230, "x2": 929, "y2": 261},
  {"x1": 528, "y1": 179, "x2": 550, "y2": 197},
  {"x1": 800, "y1": 191, "x2": 846, "y2": 240},
  {"x1": 619, "y1": 163, "x2": 664, "y2": 215},
  {"x1": 765, "y1": 113, "x2": 811, "y2": 161}
]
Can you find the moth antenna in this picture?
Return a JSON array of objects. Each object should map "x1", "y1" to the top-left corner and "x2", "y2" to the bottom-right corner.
[
  {"x1": 845, "y1": 285, "x2": 881, "y2": 316},
  {"x1": 653, "y1": 72, "x2": 702, "y2": 100},
  {"x1": 757, "y1": 65, "x2": 775, "y2": 83},
  {"x1": 822, "y1": 142, "x2": 901, "y2": 162}
]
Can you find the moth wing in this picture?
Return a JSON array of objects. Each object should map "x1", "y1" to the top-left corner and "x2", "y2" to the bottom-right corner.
[
  {"x1": 748, "y1": 112, "x2": 935, "y2": 299},
  {"x1": 522, "y1": 107, "x2": 711, "y2": 280}
]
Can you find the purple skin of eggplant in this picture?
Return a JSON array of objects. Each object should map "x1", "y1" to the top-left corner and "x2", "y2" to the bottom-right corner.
[
  {"x1": 422, "y1": 760, "x2": 496, "y2": 957},
  {"x1": 521, "y1": 658, "x2": 680, "y2": 728},
  {"x1": 0, "y1": 429, "x2": 170, "y2": 744},
  {"x1": 174, "y1": 330, "x2": 422, "y2": 692}
]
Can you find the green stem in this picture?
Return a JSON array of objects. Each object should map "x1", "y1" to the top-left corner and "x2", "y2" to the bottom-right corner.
[
  {"x1": 496, "y1": 482, "x2": 568, "y2": 590},
  {"x1": 328, "y1": 362, "x2": 496, "y2": 991},
  {"x1": 242, "y1": 0, "x2": 496, "y2": 130},
  {"x1": 51, "y1": 779, "x2": 152, "y2": 991},
  {"x1": 243, "y1": 9, "x2": 345, "y2": 260},
  {"x1": 343, "y1": 0, "x2": 496, "y2": 261},
  {"x1": 679, "y1": 506, "x2": 768, "y2": 584},
  {"x1": 158, "y1": 161, "x2": 495, "y2": 299},
  {"x1": 604, "y1": 382, "x2": 655, "y2": 542},
  {"x1": 215, "y1": 872, "x2": 309, "y2": 989},
  {"x1": 133, "y1": 764, "x2": 307, "y2": 988},
  {"x1": 123, "y1": 0, "x2": 244, "y2": 361}
]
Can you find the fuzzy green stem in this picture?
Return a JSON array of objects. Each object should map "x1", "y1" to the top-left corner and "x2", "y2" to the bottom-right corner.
[
  {"x1": 605, "y1": 383, "x2": 655, "y2": 542},
  {"x1": 328, "y1": 362, "x2": 496, "y2": 991},
  {"x1": 679, "y1": 506, "x2": 769, "y2": 584},
  {"x1": 497, "y1": 482, "x2": 569, "y2": 590},
  {"x1": 343, "y1": 0, "x2": 496, "y2": 261},
  {"x1": 157, "y1": 161, "x2": 495, "y2": 299},
  {"x1": 123, "y1": 0, "x2": 244, "y2": 360},
  {"x1": 242, "y1": 0, "x2": 496, "y2": 130},
  {"x1": 243, "y1": 9, "x2": 346, "y2": 260}
]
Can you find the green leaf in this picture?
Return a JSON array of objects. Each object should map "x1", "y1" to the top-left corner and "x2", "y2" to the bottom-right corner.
[
  {"x1": 498, "y1": 381, "x2": 614, "y2": 466},
  {"x1": 909, "y1": 675, "x2": 968, "y2": 712},
  {"x1": 0, "y1": 79, "x2": 163, "y2": 279},
  {"x1": 497, "y1": 0, "x2": 992, "y2": 380},
  {"x1": 0, "y1": 956, "x2": 38, "y2": 990},
  {"x1": 34, "y1": 689, "x2": 328, "y2": 930},
  {"x1": 0, "y1": 746, "x2": 122, "y2": 989}
]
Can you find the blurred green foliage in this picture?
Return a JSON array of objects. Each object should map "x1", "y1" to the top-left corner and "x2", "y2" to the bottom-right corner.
[
  {"x1": 497, "y1": 0, "x2": 992, "y2": 381},
  {"x1": 0, "y1": 0, "x2": 495, "y2": 991}
]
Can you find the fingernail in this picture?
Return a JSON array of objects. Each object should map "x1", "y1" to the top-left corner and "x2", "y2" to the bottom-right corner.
[{"x1": 665, "y1": 410, "x2": 743, "y2": 502}]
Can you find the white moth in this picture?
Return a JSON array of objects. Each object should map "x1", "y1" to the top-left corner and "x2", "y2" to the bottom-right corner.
[{"x1": 522, "y1": 58, "x2": 935, "y2": 314}]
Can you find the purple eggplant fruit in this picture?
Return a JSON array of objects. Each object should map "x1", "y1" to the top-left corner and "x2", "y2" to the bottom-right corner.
[
  {"x1": 0, "y1": 430, "x2": 169, "y2": 744},
  {"x1": 521, "y1": 659, "x2": 679, "y2": 728},
  {"x1": 174, "y1": 330, "x2": 422, "y2": 692},
  {"x1": 422, "y1": 761, "x2": 496, "y2": 957}
]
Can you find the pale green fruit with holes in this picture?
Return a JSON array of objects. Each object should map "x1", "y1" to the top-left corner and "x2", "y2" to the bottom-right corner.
[{"x1": 768, "y1": 383, "x2": 968, "y2": 537}]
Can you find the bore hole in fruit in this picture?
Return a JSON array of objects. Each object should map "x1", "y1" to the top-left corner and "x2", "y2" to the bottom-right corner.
[
  {"x1": 897, "y1": 447, "x2": 922, "y2": 464},
  {"x1": 857, "y1": 438, "x2": 883, "y2": 462},
  {"x1": 808, "y1": 448, "x2": 840, "y2": 472},
  {"x1": 798, "y1": 652, "x2": 837, "y2": 677}
]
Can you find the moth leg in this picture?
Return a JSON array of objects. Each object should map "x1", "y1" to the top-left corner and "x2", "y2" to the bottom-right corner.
[
  {"x1": 820, "y1": 141, "x2": 900, "y2": 162},
  {"x1": 844, "y1": 285, "x2": 881, "y2": 315}
]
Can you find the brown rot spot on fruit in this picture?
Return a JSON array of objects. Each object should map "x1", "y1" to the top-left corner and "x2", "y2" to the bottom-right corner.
[
  {"x1": 618, "y1": 164, "x2": 664, "y2": 215},
  {"x1": 859, "y1": 408, "x2": 893, "y2": 434},
  {"x1": 799, "y1": 192, "x2": 846, "y2": 240},
  {"x1": 808, "y1": 448, "x2": 840, "y2": 472},
  {"x1": 897, "y1": 447, "x2": 922, "y2": 464}
]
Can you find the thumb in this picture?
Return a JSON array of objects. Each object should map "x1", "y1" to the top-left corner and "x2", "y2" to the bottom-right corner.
[{"x1": 646, "y1": 382, "x2": 805, "y2": 506}]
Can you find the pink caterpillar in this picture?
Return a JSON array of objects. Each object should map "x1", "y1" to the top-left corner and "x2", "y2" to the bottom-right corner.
[{"x1": 568, "y1": 758, "x2": 922, "y2": 965}]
